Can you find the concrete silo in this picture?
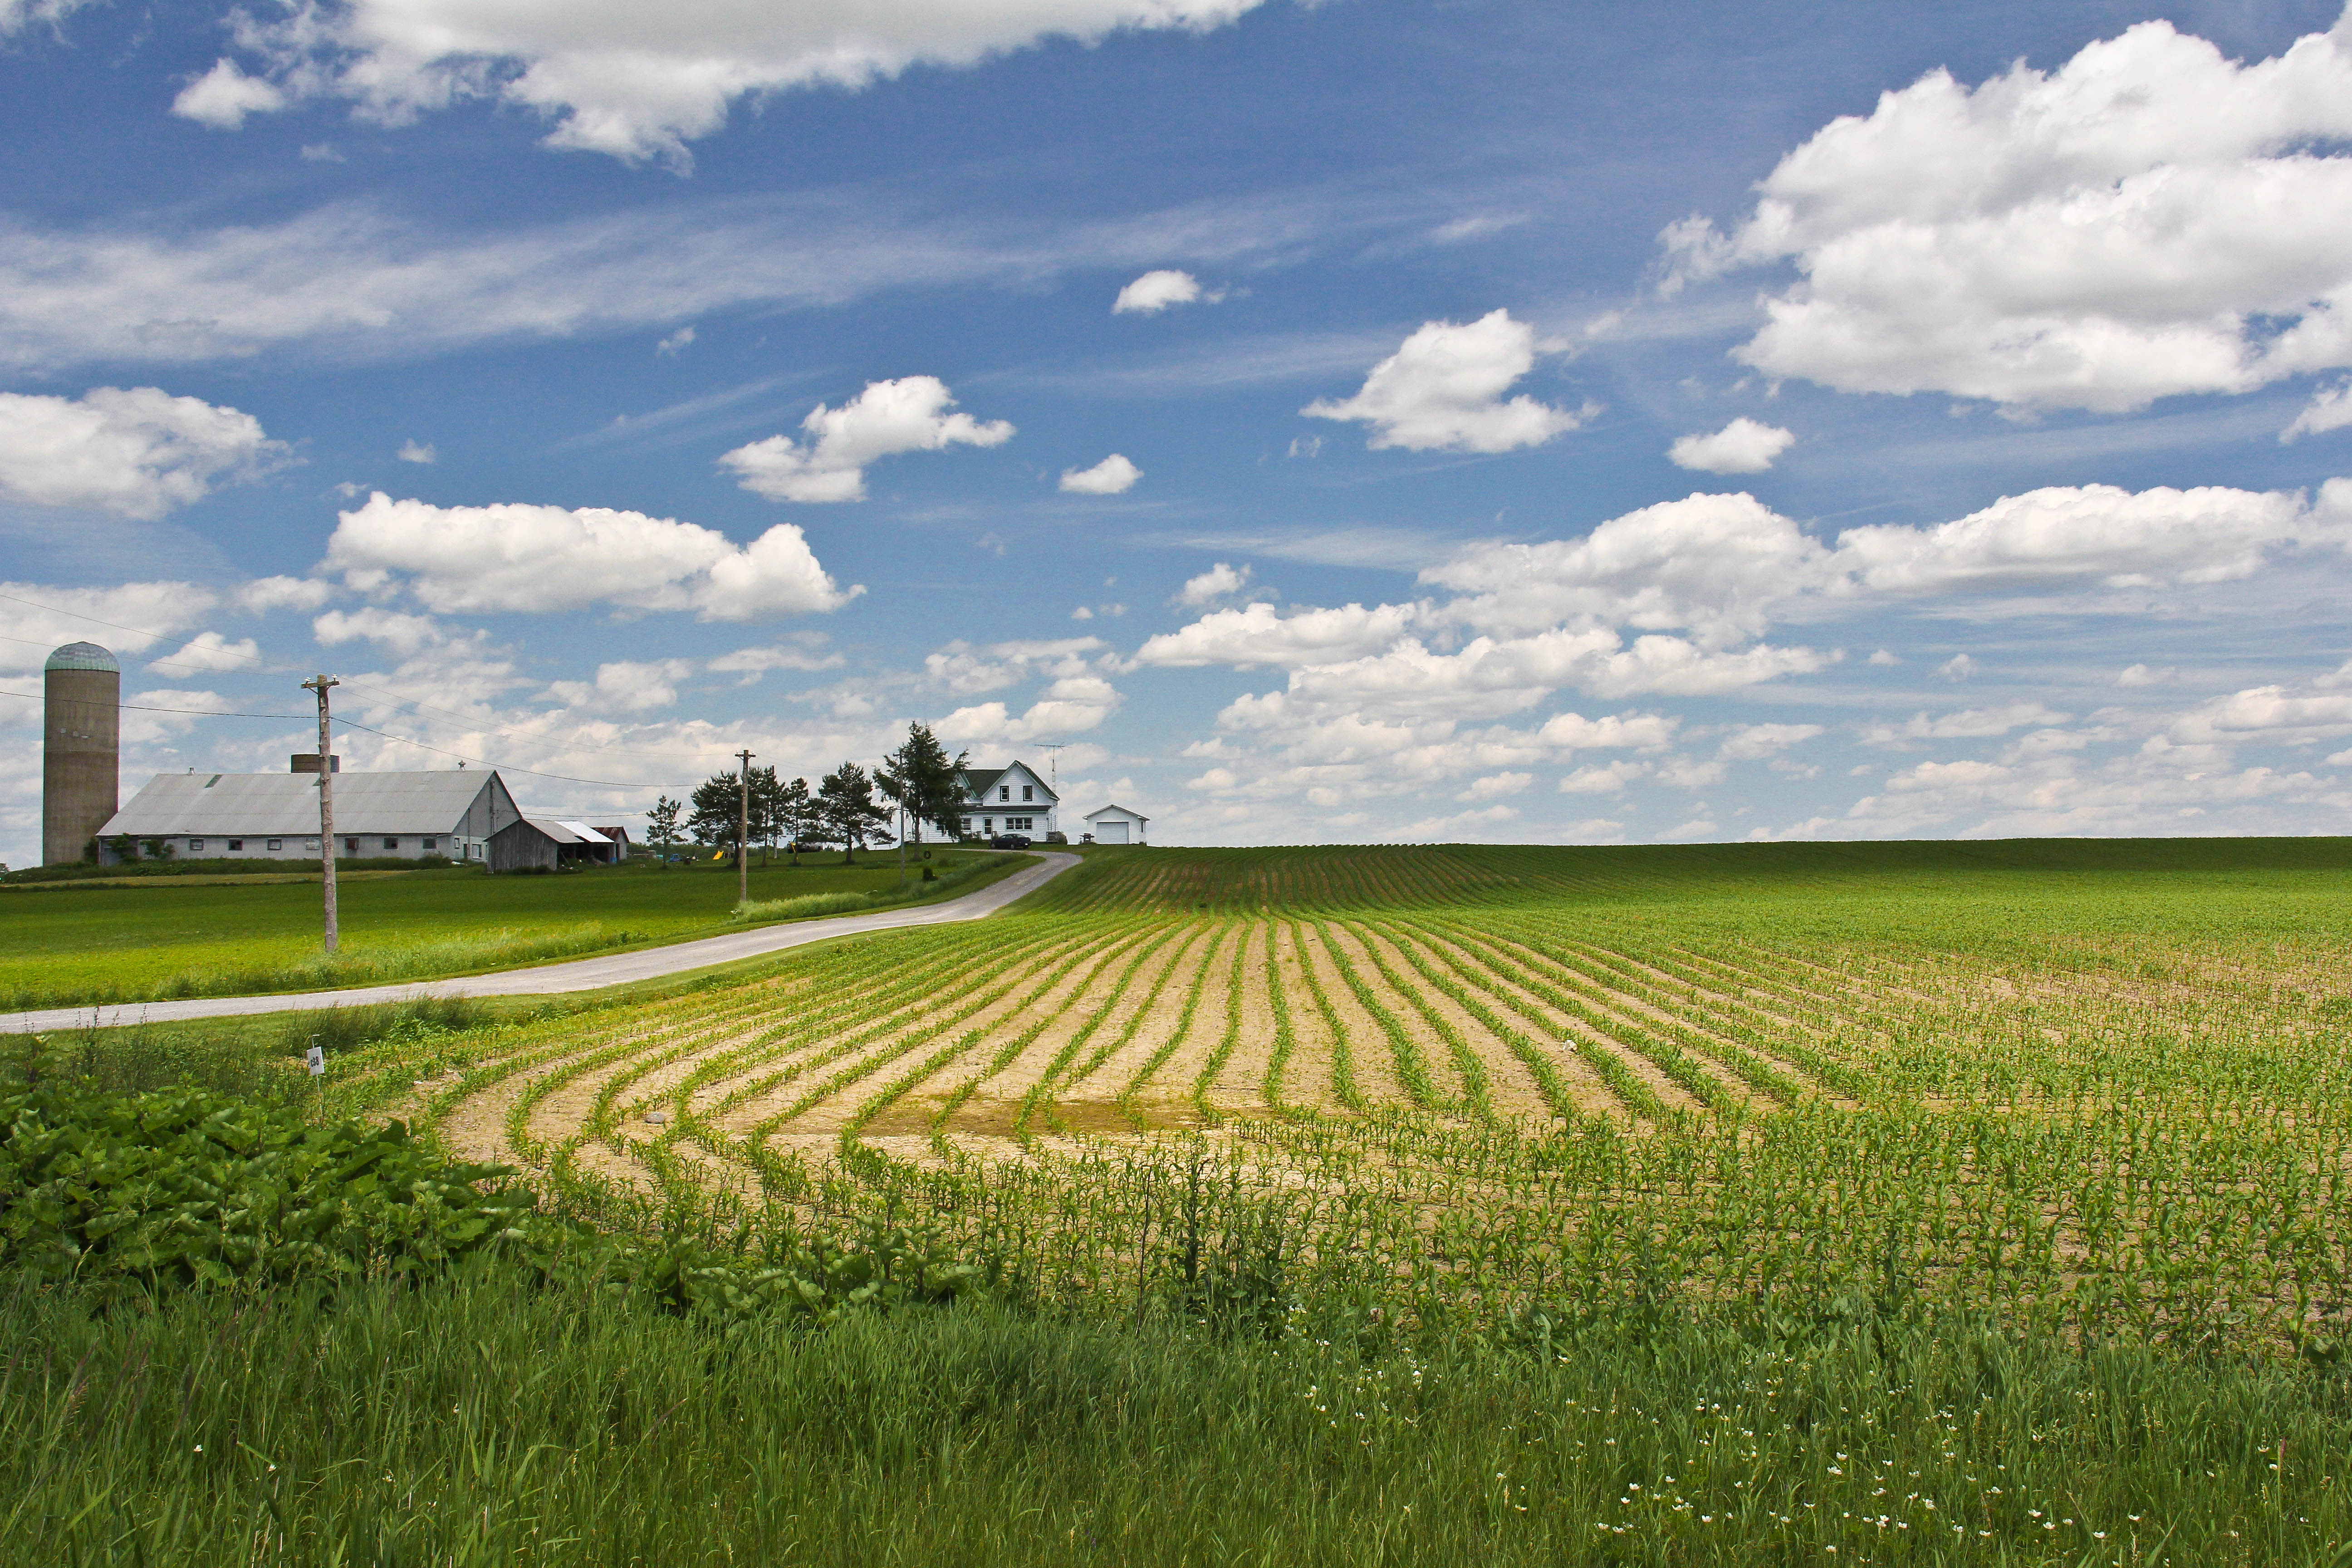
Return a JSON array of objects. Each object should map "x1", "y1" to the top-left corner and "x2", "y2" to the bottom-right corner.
[{"x1": 43, "y1": 641, "x2": 119, "y2": 865}]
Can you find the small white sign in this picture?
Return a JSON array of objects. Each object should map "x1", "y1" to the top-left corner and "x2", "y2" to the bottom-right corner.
[{"x1": 306, "y1": 1044, "x2": 325, "y2": 1076}]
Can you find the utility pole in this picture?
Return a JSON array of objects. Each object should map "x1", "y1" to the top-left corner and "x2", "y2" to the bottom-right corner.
[
  {"x1": 302, "y1": 674, "x2": 340, "y2": 954},
  {"x1": 735, "y1": 748, "x2": 754, "y2": 908}
]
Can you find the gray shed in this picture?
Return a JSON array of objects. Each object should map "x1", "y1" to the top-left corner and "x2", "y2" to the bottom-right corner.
[{"x1": 486, "y1": 817, "x2": 624, "y2": 873}]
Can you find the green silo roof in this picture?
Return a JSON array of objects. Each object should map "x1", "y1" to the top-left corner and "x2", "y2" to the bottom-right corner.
[{"x1": 45, "y1": 641, "x2": 118, "y2": 674}]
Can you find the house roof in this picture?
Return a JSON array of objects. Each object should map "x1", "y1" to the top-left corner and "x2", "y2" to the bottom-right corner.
[
  {"x1": 959, "y1": 760, "x2": 1058, "y2": 802},
  {"x1": 1083, "y1": 803, "x2": 1148, "y2": 823},
  {"x1": 101, "y1": 770, "x2": 504, "y2": 838}
]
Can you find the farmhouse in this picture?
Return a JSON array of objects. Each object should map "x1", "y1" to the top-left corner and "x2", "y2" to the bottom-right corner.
[
  {"x1": 97, "y1": 767, "x2": 522, "y2": 864},
  {"x1": 485, "y1": 817, "x2": 627, "y2": 873},
  {"x1": 1082, "y1": 803, "x2": 1149, "y2": 844},
  {"x1": 951, "y1": 760, "x2": 1058, "y2": 840}
]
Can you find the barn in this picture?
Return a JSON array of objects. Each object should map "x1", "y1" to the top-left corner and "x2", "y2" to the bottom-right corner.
[{"x1": 98, "y1": 768, "x2": 520, "y2": 863}]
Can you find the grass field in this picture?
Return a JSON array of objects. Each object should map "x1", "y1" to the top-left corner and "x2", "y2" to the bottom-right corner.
[
  {"x1": 15, "y1": 837, "x2": 2352, "y2": 1564},
  {"x1": 0, "y1": 847, "x2": 1017, "y2": 1008}
]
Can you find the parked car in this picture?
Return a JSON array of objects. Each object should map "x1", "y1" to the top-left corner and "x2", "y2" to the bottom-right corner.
[{"x1": 987, "y1": 833, "x2": 1033, "y2": 849}]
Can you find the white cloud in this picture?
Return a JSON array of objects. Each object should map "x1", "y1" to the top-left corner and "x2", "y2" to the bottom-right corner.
[
  {"x1": 321, "y1": 492, "x2": 860, "y2": 620},
  {"x1": 548, "y1": 658, "x2": 696, "y2": 713},
  {"x1": 2285, "y1": 380, "x2": 2352, "y2": 441},
  {"x1": 1668, "y1": 416, "x2": 1794, "y2": 474},
  {"x1": 313, "y1": 607, "x2": 449, "y2": 658},
  {"x1": 1060, "y1": 453, "x2": 1141, "y2": 494},
  {"x1": 397, "y1": 439, "x2": 437, "y2": 464},
  {"x1": 1457, "y1": 771, "x2": 1530, "y2": 802},
  {"x1": 171, "y1": 59, "x2": 287, "y2": 130},
  {"x1": 1537, "y1": 710, "x2": 1679, "y2": 752},
  {"x1": 1559, "y1": 759, "x2": 1649, "y2": 794},
  {"x1": 1133, "y1": 600, "x2": 1427, "y2": 669},
  {"x1": 1114, "y1": 269, "x2": 1218, "y2": 314},
  {"x1": 1174, "y1": 561, "x2": 1251, "y2": 607},
  {"x1": 0, "y1": 387, "x2": 284, "y2": 519},
  {"x1": 1867, "y1": 648, "x2": 1899, "y2": 666},
  {"x1": 181, "y1": 0, "x2": 1267, "y2": 167},
  {"x1": 1658, "y1": 818, "x2": 1719, "y2": 842},
  {"x1": 657, "y1": 325, "x2": 696, "y2": 356},
  {"x1": 1718, "y1": 722, "x2": 1823, "y2": 760},
  {"x1": 707, "y1": 641, "x2": 843, "y2": 681},
  {"x1": 936, "y1": 675, "x2": 1123, "y2": 745},
  {"x1": 149, "y1": 632, "x2": 260, "y2": 674},
  {"x1": 1861, "y1": 702, "x2": 2069, "y2": 746},
  {"x1": 924, "y1": 637, "x2": 1104, "y2": 695},
  {"x1": 2118, "y1": 663, "x2": 2176, "y2": 687},
  {"x1": 1302, "y1": 309, "x2": 1593, "y2": 452},
  {"x1": 0, "y1": 581, "x2": 215, "y2": 674},
  {"x1": 1662, "y1": 12, "x2": 2352, "y2": 411},
  {"x1": 719, "y1": 377, "x2": 1013, "y2": 503},
  {"x1": 235, "y1": 576, "x2": 337, "y2": 614},
  {"x1": 1938, "y1": 654, "x2": 1977, "y2": 681}
]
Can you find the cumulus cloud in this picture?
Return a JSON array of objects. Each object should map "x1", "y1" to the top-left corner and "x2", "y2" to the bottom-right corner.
[
  {"x1": 313, "y1": 607, "x2": 449, "y2": 658},
  {"x1": 0, "y1": 581, "x2": 216, "y2": 674},
  {"x1": 925, "y1": 637, "x2": 1104, "y2": 695},
  {"x1": 1059, "y1": 453, "x2": 1141, "y2": 494},
  {"x1": 936, "y1": 675, "x2": 1123, "y2": 745},
  {"x1": 175, "y1": 0, "x2": 1267, "y2": 167},
  {"x1": 1559, "y1": 759, "x2": 1650, "y2": 794},
  {"x1": 1538, "y1": 710, "x2": 1680, "y2": 752},
  {"x1": 1861, "y1": 702, "x2": 2069, "y2": 746},
  {"x1": 397, "y1": 439, "x2": 437, "y2": 464},
  {"x1": 1134, "y1": 601, "x2": 1426, "y2": 669},
  {"x1": 548, "y1": 658, "x2": 696, "y2": 713},
  {"x1": 1668, "y1": 417, "x2": 1794, "y2": 474},
  {"x1": 1661, "y1": 12, "x2": 2352, "y2": 411},
  {"x1": 1457, "y1": 771, "x2": 1531, "y2": 801},
  {"x1": 1173, "y1": 562, "x2": 1251, "y2": 608},
  {"x1": 1718, "y1": 722, "x2": 1823, "y2": 760},
  {"x1": 719, "y1": 377, "x2": 1012, "y2": 503},
  {"x1": 171, "y1": 59, "x2": 287, "y2": 129},
  {"x1": 1113, "y1": 270, "x2": 1219, "y2": 314},
  {"x1": 0, "y1": 387, "x2": 284, "y2": 518},
  {"x1": 321, "y1": 492, "x2": 860, "y2": 620},
  {"x1": 147, "y1": 632, "x2": 260, "y2": 675},
  {"x1": 706, "y1": 640, "x2": 844, "y2": 681},
  {"x1": 1302, "y1": 310, "x2": 1593, "y2": 452}
]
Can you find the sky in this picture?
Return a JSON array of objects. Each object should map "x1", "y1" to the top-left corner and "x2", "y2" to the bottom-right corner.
[{"x1": 4, "y1": 0, "x2": 2352, "y2": 862}]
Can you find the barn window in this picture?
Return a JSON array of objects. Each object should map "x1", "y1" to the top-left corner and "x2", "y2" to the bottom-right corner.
[
  {"x1": 266, "y1": 839, "x2": 282, "y2": 851},
  {"x1": 383, "y1": 837, "x2": 399, "y2": 850},
  {"x1": 345, "y1": 838, "x2": 359, "y2": 854},
  {"x1": 422, "y1": 837, "x2": 438, "y2": 851},
  {"x1": 304, "y1": 838, "x2": 320, "y2": 852},
  {"x1": 227, "y1": 839, "x2": 243, "y2": 851},
  {"x1": 188, "y1": 838, "x2": 204, "y2": 852}
]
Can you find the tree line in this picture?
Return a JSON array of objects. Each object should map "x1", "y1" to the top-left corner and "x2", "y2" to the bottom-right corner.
[{"x1": 642, "y1": 722, "x2": 968, "y2": 867}]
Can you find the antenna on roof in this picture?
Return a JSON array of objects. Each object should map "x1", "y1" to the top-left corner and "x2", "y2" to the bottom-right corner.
[{"x1": 1037, "y1": 741, "x2": 1066, "y2": 789}]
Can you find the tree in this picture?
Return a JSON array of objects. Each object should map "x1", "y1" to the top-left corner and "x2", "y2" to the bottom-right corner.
[
  {"x1": 775, "y1": 775, "x2": 813, "y2": 864},
  {"x1": 645, "y1": 795, "x2": 682, "y2": 862},
  {"x1": 876, "y1": 723, "x2": 967, "y2": 848},
  {"x1": 687, "y1": 772, "x2": 745, "y2": 863},
  {"x1": 746, "y1": 765, "x2": 788, "y2": 866},
  {"x1": 816, "y1": 761, "x2": 892, "y2": 864}
]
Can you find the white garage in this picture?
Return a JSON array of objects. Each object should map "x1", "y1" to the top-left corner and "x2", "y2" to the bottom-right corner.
[{"x1": 1083, "y1": 803, "x2": 1148, "y2": 844}]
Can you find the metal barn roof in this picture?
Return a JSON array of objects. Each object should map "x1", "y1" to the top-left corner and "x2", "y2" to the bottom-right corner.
[{"x1": 100, "y1": 770, "x2": 505, "y2": 838}]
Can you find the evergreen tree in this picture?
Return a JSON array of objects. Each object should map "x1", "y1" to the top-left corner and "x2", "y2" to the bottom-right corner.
[
  {"x1": 816, "y1": 761, "x2": 892, "y2": 864},
  {"x1": 775, "y1": 775, "x2": 813, "y2": 864},
  {"x1": 687, "y1": 773, "x2": 745, "y2": 863},
  {"x1": 644, "y1": 795, "x2": 683, "y2": 862},
  {"x1": 876, "y1": 722, "x2": 968, "y2": 846}
]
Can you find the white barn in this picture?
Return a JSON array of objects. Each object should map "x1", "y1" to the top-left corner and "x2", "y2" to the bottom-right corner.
[
  {"x1": 98, "y1": 769, "x2": 522, "y2": 864},
  {"x1": 1083, "y1": 803, "x2": 1149, "y2": 844},
  {"x1": 951, "y1": 760, "x2": 1059, "y2": 841}
]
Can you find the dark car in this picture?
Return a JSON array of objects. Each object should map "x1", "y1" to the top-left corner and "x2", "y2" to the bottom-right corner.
[{"x1": 987, "y1": 833, "x2": 1034, "y2": 850}]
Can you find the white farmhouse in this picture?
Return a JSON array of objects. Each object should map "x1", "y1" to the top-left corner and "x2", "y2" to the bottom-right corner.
[
  {"x1": 951, "y1": 760, "x2": 1058, "y2": 840},
  {"x1": 1082, "y1": 803, "x2": 1149, "y2": 844}
]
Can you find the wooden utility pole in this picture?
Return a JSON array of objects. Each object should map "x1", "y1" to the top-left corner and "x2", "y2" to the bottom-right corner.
[
  {"x1": 302, "y1": 674, "x2": 340, "y2": 953},
  {"x1": 736, "y1": 748, "x2": 754, "y2": 908}
]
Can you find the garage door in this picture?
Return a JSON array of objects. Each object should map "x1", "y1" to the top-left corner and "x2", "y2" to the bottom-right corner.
[{"x1": 1097, "y1": 821, "x2": 1129, "y2": 843}]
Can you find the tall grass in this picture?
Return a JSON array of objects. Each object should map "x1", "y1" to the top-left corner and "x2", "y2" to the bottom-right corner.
[
  {"x1": 1, "y1": 1265, "x2": 2343, "y2": 1565},
  {"x1": 730, "y1": 852, "x2": 1022, "y2": 924}
]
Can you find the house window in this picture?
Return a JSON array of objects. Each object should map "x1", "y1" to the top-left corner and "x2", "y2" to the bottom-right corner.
[
  {"x1": 960, "y1": 818, "x2": 973, "y2": 833},
  {"x1": 999, "y1": 786, "x2": 1009, "y2": 801},
  {"x1": 383, "y1": 837, "x2": 399, "y2": 851},
  {"x1": 266, "y1": 839, "x2": 282, "y2": 852},
  {"x1": 1022, "y1": 785, "x2": 1033, "y2": 802},
  {"x1": 227, "y1": 839, "x2": 244, "y2": 852},
  {"x1": 983, "y1": 818, "x2": 994, "y2": 833},
  {"x1": 421, "y1": 837, "x2": 438, "y2": 851},
  {"x1": 188, "y1": 838, "x2": 204, "y2": 852},
  {"x1": 1009, "y1": 817, "x2": 1032, "y2": 832}
]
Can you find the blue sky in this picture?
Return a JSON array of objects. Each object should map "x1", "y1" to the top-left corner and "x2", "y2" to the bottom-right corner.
[{"x1": 5, "y1": 0, "x2": 2352, "y2": 862}]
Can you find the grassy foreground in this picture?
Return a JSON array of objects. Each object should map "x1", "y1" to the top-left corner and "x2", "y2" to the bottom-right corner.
[{"x1": 0, "y1": 848, "x2": 1019, "y2": 1009}]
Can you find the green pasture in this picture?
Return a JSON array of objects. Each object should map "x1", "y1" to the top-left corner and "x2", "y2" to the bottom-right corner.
[{"x1": 0, "y1": 847, "x2": 1017, "y2": 1008}]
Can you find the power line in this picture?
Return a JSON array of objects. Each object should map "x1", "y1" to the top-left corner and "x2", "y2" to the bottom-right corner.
[{"x1": 0, "y1": 687, "x2": 303, "y2": 720}]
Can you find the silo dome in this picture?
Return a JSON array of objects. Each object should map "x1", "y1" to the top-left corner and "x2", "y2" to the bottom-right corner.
[{"x1": 45, "y1": 641, "x2": 119, "y2": 673}]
